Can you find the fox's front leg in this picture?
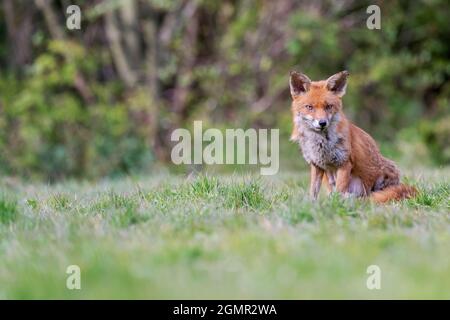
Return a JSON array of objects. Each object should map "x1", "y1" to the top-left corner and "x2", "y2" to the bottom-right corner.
[
  {"x1": 336, "y1": 161, "x2": 352, "y2": 194},
  {"x1": 310, "y1": 165, "x2": 324, "y2": 200},
  {"x1": 323, "y1": 171, "x2": 336, "y2": 194}
]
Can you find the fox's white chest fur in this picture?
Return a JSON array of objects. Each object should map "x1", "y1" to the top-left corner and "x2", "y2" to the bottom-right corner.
[
  {"x1": 295, "y1": 120, "x2": 349, "y2": 170},
  {"x1": 295, "y1": 122, "x2": 365, "y2": 196}
]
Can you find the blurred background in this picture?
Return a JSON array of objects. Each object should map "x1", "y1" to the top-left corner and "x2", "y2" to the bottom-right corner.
[{"x1": 0, "y1": 0, "x2": 448, "y2": 181}]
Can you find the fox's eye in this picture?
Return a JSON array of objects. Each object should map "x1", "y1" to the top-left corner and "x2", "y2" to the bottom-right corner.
[
  {"x1": 304, "y1": 105, "x2": 313, "y2": 111},
  {"x1": 325, "y1": 104, "x2": 333, "y2": 111}
]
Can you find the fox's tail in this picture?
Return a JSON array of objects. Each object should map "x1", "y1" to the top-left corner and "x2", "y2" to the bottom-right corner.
[{"x1": 370, "y1": 184, "x2": 418, "y2": 204}]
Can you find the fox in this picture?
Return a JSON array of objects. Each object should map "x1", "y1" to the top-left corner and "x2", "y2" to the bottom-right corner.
[{"x1": 289, "y1": 70, "x2": 417, "y2": 203}]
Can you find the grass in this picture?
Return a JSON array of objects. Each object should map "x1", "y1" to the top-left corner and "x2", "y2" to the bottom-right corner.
[
  {"x1": 0, "y1": 167, "x2": 449, "y2": 299},
  {"x1": 0, "y1": 195, "x2": 17, "y2": 225}
]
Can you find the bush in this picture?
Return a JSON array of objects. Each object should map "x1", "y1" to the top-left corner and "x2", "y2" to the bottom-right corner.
[
  {"x1": 420, "y1": 117, "x2": 450, "y2": 165},
  {"x1": 0, "y1": 41, "x2": 155, "y2": 180}
]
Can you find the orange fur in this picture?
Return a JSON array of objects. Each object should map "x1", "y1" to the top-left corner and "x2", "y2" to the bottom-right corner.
[
  {"x1": 370, "y1": 184, "x2": 417, "y2": 204},
  {"x1": 289, "y1": 71, "x2": 417, "y2": 203}
]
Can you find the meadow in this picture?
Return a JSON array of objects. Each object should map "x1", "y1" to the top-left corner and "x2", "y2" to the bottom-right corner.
[
  {"x1": 1, "y1": 0, "x2": 448, "y2": 301},
  {"x1": 0, "y1": 166, "x2": 448, "y2": 299}
]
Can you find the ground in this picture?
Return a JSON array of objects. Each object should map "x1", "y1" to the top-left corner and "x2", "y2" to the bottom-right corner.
[{"x1": 0, "y1": 167, "x2": 448, "y2": 299}]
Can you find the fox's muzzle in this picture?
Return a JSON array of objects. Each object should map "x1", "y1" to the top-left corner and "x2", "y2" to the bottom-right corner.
[
  {"x1": 318, "y1": 119, "x2": 328, "y2": 128},
  {"x1": 312, "y1": 118, "x2": 329, "y2": 130}
]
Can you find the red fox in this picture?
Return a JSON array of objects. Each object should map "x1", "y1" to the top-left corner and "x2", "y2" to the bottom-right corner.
[{"x1": 289, "y1": 70, "x2": 417, "y2": 203}]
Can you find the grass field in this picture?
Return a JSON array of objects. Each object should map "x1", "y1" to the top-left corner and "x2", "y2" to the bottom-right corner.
[{"x1": 0, "y1": 167, "x2": 449, "y2": 299}]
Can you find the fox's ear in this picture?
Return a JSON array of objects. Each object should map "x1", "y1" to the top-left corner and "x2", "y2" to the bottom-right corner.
[
  {"x1": 326, "y1": 70, "x2": 349, "y2": 97},
  {"x1": 290, "y1": 71, "x2": 311, "y2": 98}
]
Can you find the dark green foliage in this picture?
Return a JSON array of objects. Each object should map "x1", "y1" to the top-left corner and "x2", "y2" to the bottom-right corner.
[
  {"x1": 0, "y1": 0, "x2": 448, "y2": 180},
  {"x1": 419, "y1": 117, "x2": 450, "y2": 165},
  {"x1": 0, "y1": 40, "x2": 154, "y2": 180}
]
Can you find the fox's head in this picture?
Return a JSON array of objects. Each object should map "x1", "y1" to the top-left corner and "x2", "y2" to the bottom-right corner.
[{"x1": 289, "y1": 71, "x2": 349, "y2": 133}]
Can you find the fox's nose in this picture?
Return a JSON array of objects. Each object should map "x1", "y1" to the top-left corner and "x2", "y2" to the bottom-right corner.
[{"x1": 318, "y1": 119, "x2": 328, "y2": 128}]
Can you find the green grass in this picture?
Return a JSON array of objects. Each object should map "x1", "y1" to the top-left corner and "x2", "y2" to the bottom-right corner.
[
  {"x1": 0, "y1": 195, "x2": 17, "y2": 225},
  {"x1": 0, "y1": 167, "x2": 449, "y2": 299}
]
